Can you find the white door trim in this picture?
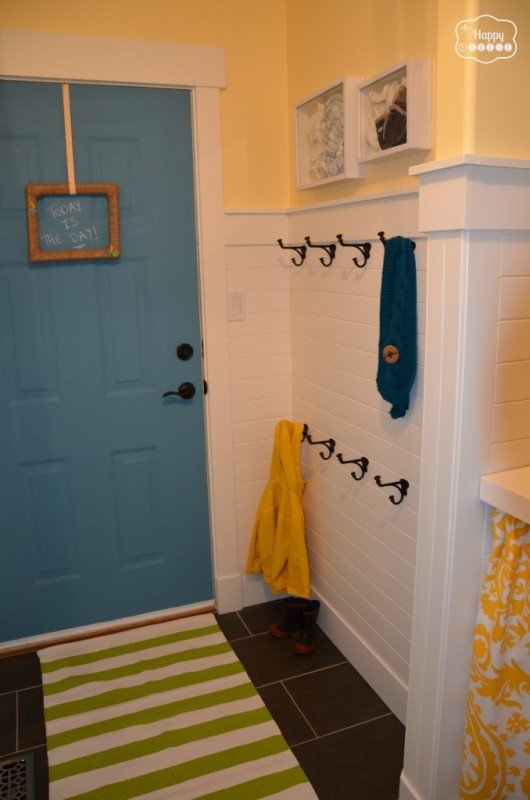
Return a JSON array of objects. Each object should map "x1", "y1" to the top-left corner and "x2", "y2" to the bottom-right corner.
[{"x1": 0, "y1": 28, "x2": 242, "y2": 619}]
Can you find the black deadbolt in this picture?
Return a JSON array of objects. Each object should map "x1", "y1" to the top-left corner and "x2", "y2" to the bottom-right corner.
[{"x1": 176, "y1": 342, "x2": 194, "y2": 361}]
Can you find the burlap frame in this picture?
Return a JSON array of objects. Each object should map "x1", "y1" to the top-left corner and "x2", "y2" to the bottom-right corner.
[{"x1": 25, "y1": 183, "x2": 120, "y2": 262}]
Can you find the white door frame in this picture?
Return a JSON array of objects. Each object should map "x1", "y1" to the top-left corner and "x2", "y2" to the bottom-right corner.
[{"x1": 0, "y1": 29, "x2": 242, "y2": 634}]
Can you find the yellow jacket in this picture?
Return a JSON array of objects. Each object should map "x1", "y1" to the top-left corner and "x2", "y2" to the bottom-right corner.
[{"x1": 246, "y1": 419, "x2": 310, "y2": 599}]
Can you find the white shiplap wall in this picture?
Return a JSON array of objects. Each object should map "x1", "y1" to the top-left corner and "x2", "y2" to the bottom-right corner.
[
  {"x1": 225, "y1": 192, "x2": 424, "y2": 718},
  {"x1": 224, "y1": 212, "x2": 293, "y2": 606},
  {"x1": 491, "y1": 231, "x2": 530, "y2": 473},
  {"x1": 287, "y1": 191, "x2": 423, "y2": 717}
]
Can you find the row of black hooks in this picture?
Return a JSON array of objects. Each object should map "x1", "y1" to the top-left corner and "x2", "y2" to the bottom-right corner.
[
  {"x1": 278, "y1": 230, "x2": 415, "y2": 268},
  {"x1": 278, "y1": 235, "x2": 371, "y2": 268},
  {"x1": 301, "y1": 424, "x2": 409, "y2": 506}
]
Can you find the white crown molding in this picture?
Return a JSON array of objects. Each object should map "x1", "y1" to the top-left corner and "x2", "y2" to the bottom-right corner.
[{"x1": 0, "y1": 28, "x2": 225, "y2": 88}]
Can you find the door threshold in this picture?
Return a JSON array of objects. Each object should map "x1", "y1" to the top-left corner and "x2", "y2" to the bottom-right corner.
[{"x1": 0, "y1": 600, "x2": 216, "y2": 657}]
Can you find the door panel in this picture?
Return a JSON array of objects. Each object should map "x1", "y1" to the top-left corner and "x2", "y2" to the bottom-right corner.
[{"x1": 0, "y1": 81, "x2": 212, "y2": 641}]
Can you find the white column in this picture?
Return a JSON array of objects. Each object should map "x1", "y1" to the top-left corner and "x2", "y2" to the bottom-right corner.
[{"x1": 400, "y1": 156, "x2": 530, "y2": 800}]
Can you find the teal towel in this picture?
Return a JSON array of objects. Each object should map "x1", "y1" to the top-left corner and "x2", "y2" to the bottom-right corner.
[{"x1": 376, "y1": 236, "x2": 417, "y2": 419}]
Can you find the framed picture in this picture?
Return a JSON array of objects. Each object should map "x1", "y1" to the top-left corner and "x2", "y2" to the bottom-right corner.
[
  {"x1": 358, "y1": 58, "x2": 431, "y2": 162},
  {"x1": 25, "y1": 183, "x2": 120, "y2": 263},
  {"x1": 295, "y1": 76, "x2": 365, "y2": 189}
]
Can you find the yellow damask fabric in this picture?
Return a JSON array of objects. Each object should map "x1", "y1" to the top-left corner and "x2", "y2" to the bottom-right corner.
[{"x1": 460, "y1": 509, "x2": 530, "y2": 800}]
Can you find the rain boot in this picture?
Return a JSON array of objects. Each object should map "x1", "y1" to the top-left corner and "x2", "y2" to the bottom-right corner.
[
  {"x1": 269, "y1": 596, "x2": 306, "y2": 638},
  {"x1": 294, "y1": 600, "x2": 321, "y2": 654}
]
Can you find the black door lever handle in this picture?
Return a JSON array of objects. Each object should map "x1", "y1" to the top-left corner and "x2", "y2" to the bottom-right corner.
[{"x1": 163, "y1": 381, "x2": 196, "y2": 400}]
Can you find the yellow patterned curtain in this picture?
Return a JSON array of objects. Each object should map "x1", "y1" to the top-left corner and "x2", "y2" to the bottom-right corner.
[{"x1": 460, "y1": 509, "x2": 530, "y2": 800}]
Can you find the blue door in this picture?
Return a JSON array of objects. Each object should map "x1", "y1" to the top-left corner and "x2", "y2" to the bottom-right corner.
[{"x1": 0, "y1": 81, "x2": 213, "y2": 641}]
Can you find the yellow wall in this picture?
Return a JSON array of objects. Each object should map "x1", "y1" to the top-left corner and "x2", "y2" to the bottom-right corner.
[
  {"x1": 0, "y1": 0, "x2": 290, "y2": 209},
  {"x1": 474, "y1": 0, "x2": 530, "y2": 158},
  {"x1": 286, "y1": 0, "x2": 438, "y2": 205},
  {"x1": 434, "y1": 0, "x2": 530, "y2": 159},
  {"x1": 1, "y1": 1, "x2": 529, "y2": 209}
]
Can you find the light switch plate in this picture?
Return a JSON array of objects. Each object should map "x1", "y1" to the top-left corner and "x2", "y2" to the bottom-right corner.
[{"x1": 228, "y1": 290, "x2": 245, "y2": 321}]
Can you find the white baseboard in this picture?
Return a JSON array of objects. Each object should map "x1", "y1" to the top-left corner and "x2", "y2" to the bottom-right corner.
[
  {"x1": 314, "y1": 590, "x2": 409, "y2": 724},
  {"x1": 399, "y1": 771, "x2": 423, "y2": 800},
  {"x1": 241, "y1": 574, "x2": 286, "y2": 608},
  {"x1": 215, "y1": 573, "x2": 243, "y2": 613}
]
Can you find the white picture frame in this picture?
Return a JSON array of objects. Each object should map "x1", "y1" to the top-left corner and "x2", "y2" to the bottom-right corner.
[
  {"x1": 357, "y1": 58, "x2": 431, "y2": 163},
  {"x1": 295, "y1": 76, "x2": 365, "y2": 190}
]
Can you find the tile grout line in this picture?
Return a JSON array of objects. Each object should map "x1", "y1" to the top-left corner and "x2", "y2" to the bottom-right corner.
[
  {"x1": 256, "y1": 659, "x2": 349, "y2": 689},
  {"x1": 280, "y1": 680, "x2": 318, "y2": 739},
  {"x1": 0, "y1": 684, "x2": 42, "y2": 697},
  {"x1": 235, "y1": 611, "x2": 253, "y2": 637},
  {"x1": 291, "y1": 712, "x2": 394, "y2": 749}
]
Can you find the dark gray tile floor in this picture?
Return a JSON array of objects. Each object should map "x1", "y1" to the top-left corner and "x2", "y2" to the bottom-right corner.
[
  {"x1": 0, "y1": 651, "x2": 48, "y2": 798},
  {"x1": 217, "y1": 599, "x2": 405, "y2": 799},
  {"x1": 0, "y1": 600, "x2": 405, "y2": 800}
]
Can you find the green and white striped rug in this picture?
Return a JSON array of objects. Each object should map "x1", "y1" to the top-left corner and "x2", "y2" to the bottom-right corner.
[{"x1": 38, "y1": 614, "x2": 317, "y2": 800}]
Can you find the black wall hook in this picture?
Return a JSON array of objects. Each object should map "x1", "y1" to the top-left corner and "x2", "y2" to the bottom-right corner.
[
  {"x1": 336, "y1": 235, "x2": 372, "y2": 268},
  {"x1": 306, "y1": 433, "x2": 336, "y2": 460},
  {"x1": 277, "y1": 238, "x2": 307, "y2": 266},
  {"x1": 378, "y1": 231, "x2": 416, "y2": 251},
  {"x1": 374, "y1": 475, "x2": 409, "y2": 505},
  {"x1": 304, "y1": 236, "x2": 336, "y2": 267},
  {"x1": 336, "y1": 453, "x2": 369, "y2": 481}
]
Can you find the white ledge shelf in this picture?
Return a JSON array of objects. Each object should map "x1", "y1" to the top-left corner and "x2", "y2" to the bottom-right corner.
[{"x1": 480, "y1": 466, "x2": 530, "y2": 525}]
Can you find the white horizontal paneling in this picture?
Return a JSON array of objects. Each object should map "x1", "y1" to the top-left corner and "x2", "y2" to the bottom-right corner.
[
  {"x1": 225, "y1": 244, "x2": 290, "y2": 270},
  {"x1": 499, "y1": 277, "x2": 530, "y2": 320},
  {"x1": 230, "y1": 354, "x2": 291, "y2": 381},
  {"x1": 287, "y1": 192, "x2": 423, "y2": 701},
  {"x1": 494, "y1": 361, "x2": 530, "y2": 404},
  {"x1": 292, "y1": 312, "x2": 426, "y2": 368},
  {"x1": 226, "y1": 267, "x2": 290, "y2": 292},
  {"x1": 497, "y1": 320, "x2": 530, "y2": 362},
  {"x1": 293, "y1": 354, "x2": 423, "y2": 419},
  {"x1": 227, "y1": 196, "x2": 423, "y2": 712},
  {"x1": 237, "y1": 499, "x2": 260, "y2": 525},
  {"x1": 492, "y1": 400, "x2": 530, "y2": 443},
  {"x1": 243, "y1": 290, "x2": 290, "y2": 313},
  {"x1": 500, "y1": 231, "x2": 530, "y2": 276},
  {"x1": 231, "y1": 375, "x2": 291, "y2": 403},
  {"x1": 301, "y1": 444, "x2": 419, "y2": 547},
  {"x1": 308, "y1": 555, "x2": 410, "y2": 686},
  {"x1": 232, "y1": 418, "x2": 284, "y2": 444},
  {"x1": 235, "y1": 480, "x2": 267, "y2": 506},
  {"x1": 232, "y1": 396, "x2": 291, "y2": 424},
  {"x1": 292, "y1": 333, "x2": 425, "y2": 396},
  {"x1": 492, "y1": 230, "x2": 530, "y2": 474},
  {"x1": 234, "y1": 458, "x2": 270, "y2": 485},
  {"x1": 304, "y1": 489, "x2": 416, "y2": 601},
  {"x1": 293, "y1": 287, "x2": 380, "y2": 325},
  {"x1": 234, "y1": 439, "x2": 273, "y2": 465},
  {"x1": 294, "y1": 377, "x2": 423, "y2": 454},
  {"x1": 490, "y1": 438, "x2": 530, "y2": 472},
  {"x1": 307, "y1": 526, "x2": 413, "y2": 652},
  {"x1": 230, "y1": 333, "x2": 290, "y2": 359},
  {"x1": 225, "y1": 212, "x2": 292, "y2": 590},
  {"x1": 291, "y1": 262, "x2": 426, "y2": 302},
  {"x1": 228, "y1": 312, "x2": 291, "y2": 338}
]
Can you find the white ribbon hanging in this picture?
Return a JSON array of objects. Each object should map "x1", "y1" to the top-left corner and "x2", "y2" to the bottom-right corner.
[{"x1": 61, "y1": 83, "x2": 77, "y2": 195}]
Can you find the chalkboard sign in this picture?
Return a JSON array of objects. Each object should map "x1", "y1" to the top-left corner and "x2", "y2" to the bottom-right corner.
[{"x1": 25, "y1": 183, "x2": 120, "y2": 263}]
